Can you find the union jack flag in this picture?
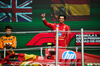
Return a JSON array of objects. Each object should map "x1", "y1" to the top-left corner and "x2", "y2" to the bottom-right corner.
[{"x1": 0, "y1": 0, "x2": 32, "y2": 22}]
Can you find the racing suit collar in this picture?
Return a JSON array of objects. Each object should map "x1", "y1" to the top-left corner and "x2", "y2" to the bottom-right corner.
[
  {"x1": 6, "y1": 34, "x2": 11, "y2": 37},
  {"x1": 59, "y1": 23, "x2": 64, "y2": 26}
]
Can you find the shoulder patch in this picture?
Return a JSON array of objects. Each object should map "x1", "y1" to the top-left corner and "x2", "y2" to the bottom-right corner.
[
  {"x1": 1, "y1": 38, "x2": 3, "y2": 40},
  {"x1": 11, "y1": 35, "x2": 16, "y2": 39},
  {"x1": 0, "y1": 36, "x2": 5, "y2": 39},
  {"x1": 13, "y1": 37, "x2": 15, "y2": 39}
]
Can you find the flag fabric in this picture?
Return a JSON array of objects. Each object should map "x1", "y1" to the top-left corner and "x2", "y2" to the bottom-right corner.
[
  {"x1": 18, "y1": 53, "x2": 37, "y2": 61},
  {"x1": 51, "y1": 0, "x2": 90, "y2": 21},
  {"x1": 0, "y1": 0, "x2": 32, "y2": 22}
]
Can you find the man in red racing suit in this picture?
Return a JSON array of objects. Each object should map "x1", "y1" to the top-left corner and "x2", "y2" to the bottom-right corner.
[{"x1": 41, "y1": 13, "x2": 71, "y2": 47}]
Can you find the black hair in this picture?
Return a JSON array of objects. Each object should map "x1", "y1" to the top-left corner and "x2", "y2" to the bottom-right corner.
[
  {"x1": 58, "y1": 15, "x2": 66, "y2": 20},
  {"x1": 5, "y1": 25, "x2": 12, "y2": 30}
]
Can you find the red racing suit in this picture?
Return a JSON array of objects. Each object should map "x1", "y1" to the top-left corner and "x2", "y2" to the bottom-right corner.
[{"x1": 43, "y1": 19, "x2": 71, "y2": 47}]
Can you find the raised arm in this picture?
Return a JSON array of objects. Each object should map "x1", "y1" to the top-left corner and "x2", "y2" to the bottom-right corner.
[{"x1": 41, "y1": 13, "x2": 54, "y2": 28}]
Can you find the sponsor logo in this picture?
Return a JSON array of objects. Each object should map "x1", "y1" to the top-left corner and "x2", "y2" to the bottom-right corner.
[
  {"x1": 38, "y1": 56, "x2": 44, "y2": 60},
  {"x1": 56, "y1": 25, "x2": 59, "y2": 27},
  {"x1": 58, "y1": 32, "x2": 62, "y2": 36},
  {"x1": 48, "y1": 48, "x2": 55, "y2": 51},
  {"x1": 9, "y1": 39, "x2": 12, "y2": 40},
  {"x1": 62, "y1": 51, "x2": 76, "y2": 59},
  {"x1": 64, "y1": 26, "x2": 66, "y2": 28},
  {"x1": 4, "y1": 39, "x2": 7, "y2": 41}
]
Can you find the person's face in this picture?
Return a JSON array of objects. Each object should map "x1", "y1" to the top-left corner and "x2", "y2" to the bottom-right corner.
[
  {"x1": 5, "y1": 29, "x2": 12, "y2": 35},
  {"x1": 59, "y1": 16, "x2": 65, "y2": 23}
]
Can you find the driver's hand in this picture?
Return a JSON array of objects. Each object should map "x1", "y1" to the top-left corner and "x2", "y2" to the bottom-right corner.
[{"x1": 41, "y1": 13, "x2": 46, "y2": 18}]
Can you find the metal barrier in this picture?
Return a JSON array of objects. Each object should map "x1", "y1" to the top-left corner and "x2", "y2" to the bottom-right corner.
[{"x1": 0, "y1": 29, "x2": 100, "y2": 66}]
